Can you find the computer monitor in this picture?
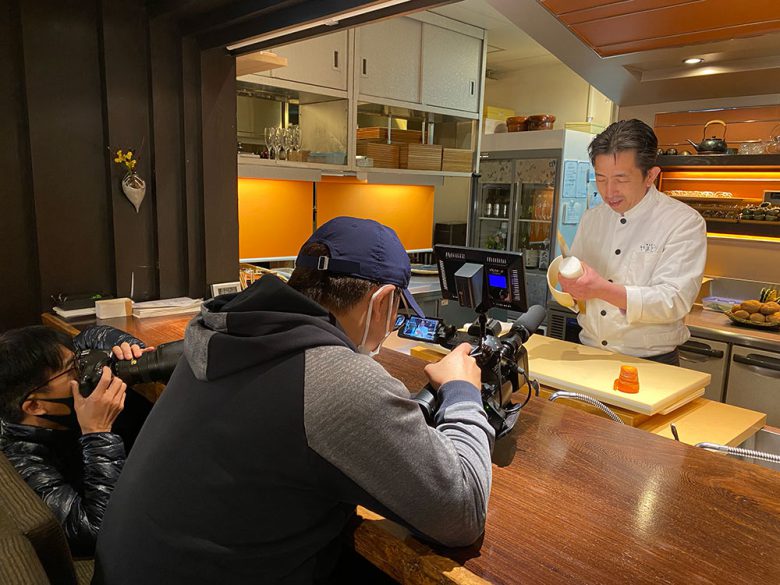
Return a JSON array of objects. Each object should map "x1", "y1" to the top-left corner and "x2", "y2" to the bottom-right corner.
[{"x1": 433, "y1": 245, "x2": 528, "y2": 313}]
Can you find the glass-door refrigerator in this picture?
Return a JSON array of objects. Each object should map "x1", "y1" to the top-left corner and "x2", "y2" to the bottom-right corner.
[{"x1": 470, "y1": 130, "x2": 594, "y2": 312}]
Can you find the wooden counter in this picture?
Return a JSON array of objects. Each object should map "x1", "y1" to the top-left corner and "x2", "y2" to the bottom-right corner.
[
  {"x1": 369, "y1": 349, "x2": 780, "y2": 585},
  {"x1": 42, "y1": 313, "x2": 780, "y2": 583}
]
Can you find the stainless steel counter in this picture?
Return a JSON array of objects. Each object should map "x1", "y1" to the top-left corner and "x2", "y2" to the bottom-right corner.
[{"x1": 685, "y1": 306, "x2": 780, "y2": 353}]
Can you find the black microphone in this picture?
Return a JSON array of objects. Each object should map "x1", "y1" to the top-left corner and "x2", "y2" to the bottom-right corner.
[
  {"x1": 499, "y1": 305, "x2": 546, "y2": 360},
  {"x1": 511, "y1": 305, "x2": 546, "y2": 343}
]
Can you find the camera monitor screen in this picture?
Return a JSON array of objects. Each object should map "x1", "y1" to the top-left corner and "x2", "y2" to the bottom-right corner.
[
  {"x1": 398, "y1": 316, "x2": 442, "y2": 342},
  {"x1": 434, "y1": 244, "x2": 527, "y2": 312}
]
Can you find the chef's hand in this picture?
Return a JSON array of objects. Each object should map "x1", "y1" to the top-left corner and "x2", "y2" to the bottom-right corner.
[
  {"x1": 559, "y1": 261, "x2": 627, "y2": 310},
  {"x1": 111, "y1": 342, "x2": 155, "y2": 361},
  {"x1": 558, "y1": 261, "x2": 609, "y2": 301}
]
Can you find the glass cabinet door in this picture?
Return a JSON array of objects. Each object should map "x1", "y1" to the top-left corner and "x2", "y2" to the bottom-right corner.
[
  {"x1": 475, "y1": 183, "x2": 511, "y2": 250},
  {"x1": 512, "y1": 183, "x2": 553, "y2": 271}
]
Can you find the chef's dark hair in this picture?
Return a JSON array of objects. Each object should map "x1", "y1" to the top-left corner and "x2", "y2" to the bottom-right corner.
[
  {"x1": 0, "y1": 326, "x2": 74, "y2": 423},
  {"x1": 588, "y1": 119, "x2": 658, "y2": 176}
]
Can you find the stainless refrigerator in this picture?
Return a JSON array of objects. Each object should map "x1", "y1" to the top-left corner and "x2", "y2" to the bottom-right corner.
[{"x1": 470, "y1": 130, "x2": 595, "y2": 311}]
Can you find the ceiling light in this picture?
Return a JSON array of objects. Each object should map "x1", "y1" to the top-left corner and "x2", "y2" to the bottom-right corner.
[{"x1": 683, "y1": 58, "x2": 704, "y2": 65}]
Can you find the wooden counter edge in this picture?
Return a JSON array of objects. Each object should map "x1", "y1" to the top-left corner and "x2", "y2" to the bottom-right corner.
[
  {"x1": 41, "y1": 312, "x2": 80, "y2": 336},
  {"x1": 353, "y1": 507, "x2": 489, "y2": 585}
]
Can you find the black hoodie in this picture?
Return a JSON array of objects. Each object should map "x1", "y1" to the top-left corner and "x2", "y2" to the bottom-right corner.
[{"x1": 93, "y1": 276, "x2": 494, "y2": 585}]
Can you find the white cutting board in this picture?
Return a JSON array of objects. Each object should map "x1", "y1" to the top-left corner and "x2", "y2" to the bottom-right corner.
[{"x1": 524, "y1": 336, "x2": 711, "y2": 415}]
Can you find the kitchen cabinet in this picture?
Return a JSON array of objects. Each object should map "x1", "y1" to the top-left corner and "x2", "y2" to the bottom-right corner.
[
  {"x1": 678, "y1": 337, "x2": 730, "y2": 402},
  {"x1": 421, "y1": 23, "x2": 482, "y2": 113},
  {"x1": 357, "y1": 17, "x2": 421, "y2": 103},
  {"x1": 726, "y1": 344, "x2": 780, "y2": 426},
  {"x1": 268, "y1": 31, "x2": 349, "y2": 90}
]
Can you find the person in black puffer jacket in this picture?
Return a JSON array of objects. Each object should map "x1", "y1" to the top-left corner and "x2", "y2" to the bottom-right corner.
[{"x1": 0, "y1": 325, "x2": 153, "y2": 557}]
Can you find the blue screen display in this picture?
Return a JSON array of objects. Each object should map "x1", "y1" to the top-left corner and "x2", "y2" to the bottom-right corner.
[{"x1": 488, "y1": 273, "x2": 507, "y2": 289}]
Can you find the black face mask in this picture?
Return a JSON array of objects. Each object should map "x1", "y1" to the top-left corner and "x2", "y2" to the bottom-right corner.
[{"x1": 33, "y1": 396, "x2": 79, "y2": 431}]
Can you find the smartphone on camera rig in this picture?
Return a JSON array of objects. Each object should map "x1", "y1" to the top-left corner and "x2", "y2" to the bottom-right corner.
[
  {"x1": 399, "y1": 245, "x2": 544, "y2": 438},
  {"x1": 73, "y1": 340, "x2": 184, "y2": 396}
]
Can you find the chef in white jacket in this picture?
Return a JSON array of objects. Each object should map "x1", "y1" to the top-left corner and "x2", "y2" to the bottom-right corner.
[{"x1": 558, "y1": 119, "x2": 706, "y2": 365}]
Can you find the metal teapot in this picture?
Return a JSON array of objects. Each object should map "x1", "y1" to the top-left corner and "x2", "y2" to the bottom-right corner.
[{"x1": 687, "y1": 119, "x2": 728, "y2": 154}]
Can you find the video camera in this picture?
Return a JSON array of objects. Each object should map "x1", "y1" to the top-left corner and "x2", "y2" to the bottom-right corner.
[
  {"x1": 398, "y1": 245, "x2": 544, "y2": 438},
  {"x1": 73, "y1": 340, "x2": 184, "y2": 396}
]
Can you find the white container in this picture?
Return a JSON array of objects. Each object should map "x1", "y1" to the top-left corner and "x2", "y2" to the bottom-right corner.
[
  {"x1": 95, "y1": 298, "x2": 133, "y2": 319},
  {"x1": 559, "y1": 256, "x2": 584, "y2": 279}
]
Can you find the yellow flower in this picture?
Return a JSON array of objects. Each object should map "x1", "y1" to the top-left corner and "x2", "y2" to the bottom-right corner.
[
  {"x1": 114, "y1": 156, "x2": 122, "y2": 163},
  {"x1": 125, "y1": 151, "x2": 133, "y2": 160}
]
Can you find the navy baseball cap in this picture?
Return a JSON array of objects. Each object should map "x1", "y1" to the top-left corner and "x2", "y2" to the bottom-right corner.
[{"x1": 295, "y1": 216, "x2": 425, "y2": 317}]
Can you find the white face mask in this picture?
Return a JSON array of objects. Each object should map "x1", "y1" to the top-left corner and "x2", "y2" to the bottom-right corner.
[{"x1": 357, "y1": 285, "x2": 396, "y2": 357}]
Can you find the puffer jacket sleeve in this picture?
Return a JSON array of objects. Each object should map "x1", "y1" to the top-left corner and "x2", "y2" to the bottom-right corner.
[
  {"x1": 4, "y1": 433, "x2": 125, "y2": 556},
  {"x1": 74, "y1": 326, "x2": 145, "y2": 352}
]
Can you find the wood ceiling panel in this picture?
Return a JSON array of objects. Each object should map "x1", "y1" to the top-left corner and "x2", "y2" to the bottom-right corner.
[
  {"x1": 540, "y1": 0, "x2": 780, "y2": 57},
  {"x1": 541, "y1": 0, "x2": 623, "y2": 14},
  {"x1": 552, "y1": 0, "x2": 693, "y2": 26}
]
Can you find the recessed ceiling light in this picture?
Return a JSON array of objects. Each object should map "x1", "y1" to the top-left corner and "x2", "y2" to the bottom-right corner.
[{"x1": 684, "y1": 58, "x2": 704, "y2": 65}]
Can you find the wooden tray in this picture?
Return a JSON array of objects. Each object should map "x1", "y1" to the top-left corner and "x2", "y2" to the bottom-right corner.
[
  {"x1": 725, "y1": 310, "x2": 780, "y2": 329},
  {"x1": 356, "y1": 127, "x2": 422, "y2": 144},
  {"x1": 399, "y1": 144, "x2": 442, "y2": 171},
  {"x1": 357, "y1": 142, "x2": 399, "y2": 168},
  {"x1": 442, "y1": 148, "x2": 473, "y2": 172}
]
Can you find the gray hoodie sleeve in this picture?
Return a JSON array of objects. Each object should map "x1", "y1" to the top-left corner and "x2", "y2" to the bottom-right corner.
[{"x1": 303, "y1": 345, "x2": 495, "y2": 547}]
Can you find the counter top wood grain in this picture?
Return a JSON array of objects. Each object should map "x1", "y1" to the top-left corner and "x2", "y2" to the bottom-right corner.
[
  {"x1": 373, "y1": 348, "x2": 780, "y2": 585},
  {"x1": 42, "y1": 313, "x2": 780, "y2": 583}
]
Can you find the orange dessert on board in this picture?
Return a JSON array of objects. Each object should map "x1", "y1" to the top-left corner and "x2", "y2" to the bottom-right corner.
[{"x1": 613, "y1": 365, "x2": 640, "y2": 394}]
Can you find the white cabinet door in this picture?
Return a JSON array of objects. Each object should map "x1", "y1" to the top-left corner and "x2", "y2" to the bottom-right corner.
[
  {"x1": 421, "y1": 24, "x2": 482, "y2": 113},
  {"x1": 270, "y1": 31, "x2": 348, "y2": 90},
  {"x1": 357, "y1": 17, "x2": 421, "y2": 103}
]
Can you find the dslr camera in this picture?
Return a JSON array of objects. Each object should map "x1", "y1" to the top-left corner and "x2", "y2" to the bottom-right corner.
[
  {"x1": 397, "y1": 245, "x2": 544, "y2": 438},
  {"x1": 73, "y1": 340, "x2": 184, "y2": 396}
]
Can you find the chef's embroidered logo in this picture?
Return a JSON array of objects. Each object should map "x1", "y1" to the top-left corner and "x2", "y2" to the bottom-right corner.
[{"x1": 639, "y1": 243, "x2": 658, "y2": 253}]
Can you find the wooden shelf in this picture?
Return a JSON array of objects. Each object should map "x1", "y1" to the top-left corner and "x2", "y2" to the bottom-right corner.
[
  {"x1": 704, "y1": 218, "x2": 780, "y2": 237},
  {"x1": 658, "y1": 154, "x2": 780, "y2": 168},
  {"x1": 236, "y1": 51, "x2": 288, "y2": 76}
]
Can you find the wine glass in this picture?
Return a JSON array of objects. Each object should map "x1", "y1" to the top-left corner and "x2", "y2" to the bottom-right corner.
[
  {"x1": 291, "y1": 125, "x2": 301, "y2": 153},
  {"x1": 269, "y1": 127, "x2": 282, "y2": 160},
  {"x1": 280, "y1": 127, "x2": 291, "y2": 161},
  {"x1": 263, "y1": 127, "x2": 274, "y2": 159}
]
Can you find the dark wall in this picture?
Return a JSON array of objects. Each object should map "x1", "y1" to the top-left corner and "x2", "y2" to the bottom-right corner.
[
  {"x1": 0, "y1": 0, "x2": 429, "y2": 331},
  {"x1": 0, "y1": 0, "x2": 237, "y2": 330},
  {"x1": 0, "y1": 0, "x2": 40, "y2": 328}
]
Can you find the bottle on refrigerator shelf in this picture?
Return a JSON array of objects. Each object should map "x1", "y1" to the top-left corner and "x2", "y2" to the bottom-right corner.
[
  {"x1": 484, "y1": 190, "x2": 494, "y2": 217},
  {"x1": 538, "y1": 239, "x2": 550, "y2": 270}
]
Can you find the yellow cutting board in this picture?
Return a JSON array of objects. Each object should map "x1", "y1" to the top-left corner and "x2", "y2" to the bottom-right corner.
[{"x1": 524, "y1": 336, "x2": 711, "y2": 415}]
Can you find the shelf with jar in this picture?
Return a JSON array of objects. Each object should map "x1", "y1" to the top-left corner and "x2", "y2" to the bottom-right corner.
[{"x1": 658, "y1": 155, "x2": 780, "y2": 239}]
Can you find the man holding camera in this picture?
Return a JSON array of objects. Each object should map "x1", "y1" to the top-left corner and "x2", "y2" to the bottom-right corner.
[
  {"x1": 93, "y1": 217, "x2": 495, "y2": 585},
  {"x1": 0, "y1": 325, "x2": 151, "y2": 556}
]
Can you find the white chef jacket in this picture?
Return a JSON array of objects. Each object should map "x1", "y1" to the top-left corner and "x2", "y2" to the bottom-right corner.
[{"x1": 569, "y1": 185, "x2": 707, "y2": 357}]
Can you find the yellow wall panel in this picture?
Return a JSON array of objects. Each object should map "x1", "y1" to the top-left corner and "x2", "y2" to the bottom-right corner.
[
  {"x1": 316, "y1": 182, "x2": 434, "y2": 251},
  {"x1": 238, "y1": 178, "x2": 313, "y2": 260}
]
